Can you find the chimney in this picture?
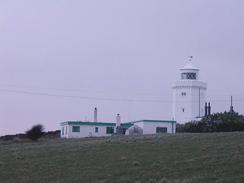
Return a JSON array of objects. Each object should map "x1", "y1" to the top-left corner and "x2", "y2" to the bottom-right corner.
[
  {"x1": 208, "y1": 102, "x2": 211, "y2": 116},
  {"x1": 94, "y1": 108, "x2": 98, "y2": 122},
  {"x1": 116, "y1": 114, "x2": 121, "y2": 127},
  {"x1": 205, "y1": 102, "x2": 208, "y2": 116}
]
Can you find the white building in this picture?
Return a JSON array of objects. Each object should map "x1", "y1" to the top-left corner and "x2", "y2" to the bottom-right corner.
[
  {"x1": 60, "y1": 119, "x2": 176, "y2": 138},
  {"x1": 172, "y1": 61, "x2": 207, "y2": 124},
  {"x1": 129, "y1": 120, "x2": 176, "y2": 135},
  {"x1": 60, "y1": 121, "x2": 117, "y2": 138}
]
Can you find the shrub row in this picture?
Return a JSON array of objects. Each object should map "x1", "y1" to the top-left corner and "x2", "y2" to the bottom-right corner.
[{"x1": 177, "y1": 112, "x2": 244, "y2": 133}]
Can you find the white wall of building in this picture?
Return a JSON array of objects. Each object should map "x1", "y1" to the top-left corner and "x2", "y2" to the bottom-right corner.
[
  {"x1": 173, "y1": 81, "x2": 207, "y2": 123},
  {"x1": 138, "y1": 121, "x2": 176, "y2": 134},
  {"x1": 61, "y1": 124, "x2": 114, "y2": 138},
  {"x1": 61, "y1": 120, "x2": 176, "y2": 139}
]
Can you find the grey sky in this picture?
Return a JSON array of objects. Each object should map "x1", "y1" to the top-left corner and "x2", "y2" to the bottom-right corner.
[{"x1": 0, "y1": 0, "x2": 244, "y2": 135}]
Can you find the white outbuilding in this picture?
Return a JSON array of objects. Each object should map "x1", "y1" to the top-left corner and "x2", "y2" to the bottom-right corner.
[{"x1": 60, "y1": 119, "x2": 176, "y2": 138}]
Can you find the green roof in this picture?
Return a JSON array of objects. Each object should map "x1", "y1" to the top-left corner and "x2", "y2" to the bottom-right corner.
[
  {"x1": 60, "y1": 120, "x2": 175, "y2": 127},
  {"x1": 120, "y1": 123, "x2": 133, "y2": 128},
  {"x1": 61, "y1": 121, "x2": 116, "y2": 127},
  {"x1": 130, "y1": 120, "x2": 176, "y2": 124}
]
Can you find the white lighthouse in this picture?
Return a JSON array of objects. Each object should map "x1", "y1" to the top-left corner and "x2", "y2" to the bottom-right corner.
[{"x1": 172, "y1": 59, "x2": 207, "y2": 124}]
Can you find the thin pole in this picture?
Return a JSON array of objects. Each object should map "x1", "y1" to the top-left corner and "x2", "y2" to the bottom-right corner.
[
  {"x1": 199, "y1": 88, "x2": 201, "y2": 117},
  {"x1": 230, "y1": 96, "x2": 234, "y2": 113}
]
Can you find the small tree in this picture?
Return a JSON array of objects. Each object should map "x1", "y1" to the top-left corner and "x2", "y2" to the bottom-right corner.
[{"x1": 26, "y1": 124, "x2": 44, "y2": 141}]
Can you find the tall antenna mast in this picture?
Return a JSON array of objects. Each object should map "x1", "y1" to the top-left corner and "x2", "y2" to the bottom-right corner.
[
  {"x1": 231, "y1": 96, "x2": 233, "y2": 107},
  {"x1": 230, "y1": 96, "x2": 234, "y2": 113}
]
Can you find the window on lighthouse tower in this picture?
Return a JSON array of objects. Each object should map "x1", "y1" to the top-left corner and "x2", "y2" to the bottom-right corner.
[
  {"x1": 181, "y1": 92, "x2": 186, "y2": 96},
  {"x1": 181, "y1": 73, "x2": 197, "y2": 80}
]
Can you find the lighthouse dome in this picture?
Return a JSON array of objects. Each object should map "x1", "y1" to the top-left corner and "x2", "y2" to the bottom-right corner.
[
  {"x1": 180, "y1": 62, "x2": 200, "y2": 80},
  {"x1": 181, "y1": 62, "x2": 199, "y2": 71}
]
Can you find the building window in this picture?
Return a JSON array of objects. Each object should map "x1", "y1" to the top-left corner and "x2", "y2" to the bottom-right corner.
[
  {"x1": 156, "y1": 127, "x2": 167, "y2": 133},
  {"x1": 65, "y1": 126, "x2": 68, "y2": 135},
  {"x1": 181, "y1": 73, "x2": 196, "y2": 80},
  {"x1": 181, "y1": 92, "x2": 186, "y2": 96},
  {"x1": 106, "y1": 127, "x2": 114, "y2": 134},
  {"x1": 62, "y1": 127, "x2": 64, "y2": 135},
  {"x1": 95, "y1": 127, "x2": 99, "y2": 133},
  {"x1": 72, "y1": 126, "x2": 80, "y2": 132}
]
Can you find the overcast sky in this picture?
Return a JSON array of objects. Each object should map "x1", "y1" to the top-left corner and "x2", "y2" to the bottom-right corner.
[{"x1": 0, "y1": 0, "x2": 244, "y2": 135}]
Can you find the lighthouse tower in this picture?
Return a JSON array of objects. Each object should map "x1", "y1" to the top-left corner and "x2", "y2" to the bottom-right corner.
[{"x1": 172, "y1": 59, "x2": 207, "y2": 124}]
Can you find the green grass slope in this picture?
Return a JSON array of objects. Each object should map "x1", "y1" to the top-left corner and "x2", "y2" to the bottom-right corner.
[{"x1": 0, "y1": 133, "x2": 244, "y2": 183}]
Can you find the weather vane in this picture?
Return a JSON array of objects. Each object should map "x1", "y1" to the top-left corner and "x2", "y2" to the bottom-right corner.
[{"x1": 188, "y1": 56, "x2": 193, "y2": 62}]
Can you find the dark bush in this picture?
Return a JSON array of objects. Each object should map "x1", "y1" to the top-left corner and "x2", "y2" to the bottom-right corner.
[
  {"x1": 26, "y1": 124, "x2": 44, "y2": 141},
  {"x1": 0, "y1": 134, "x2": 26, "y2": 141},
  {"x1": 42, "y1": 130, "x2": 60, "y2": 139},
  {"x1": 177, "y1": 112, "x2": 244, "y2": 133}
]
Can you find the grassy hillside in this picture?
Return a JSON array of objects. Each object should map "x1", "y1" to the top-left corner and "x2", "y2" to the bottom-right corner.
[{"x1": 0, "y1": 133, "x2": 244, "y2": 183}]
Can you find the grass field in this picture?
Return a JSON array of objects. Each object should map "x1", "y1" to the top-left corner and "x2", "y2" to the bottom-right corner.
[{"x1": 0, "y1": 133, "x2": 244, "y2": 183}]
